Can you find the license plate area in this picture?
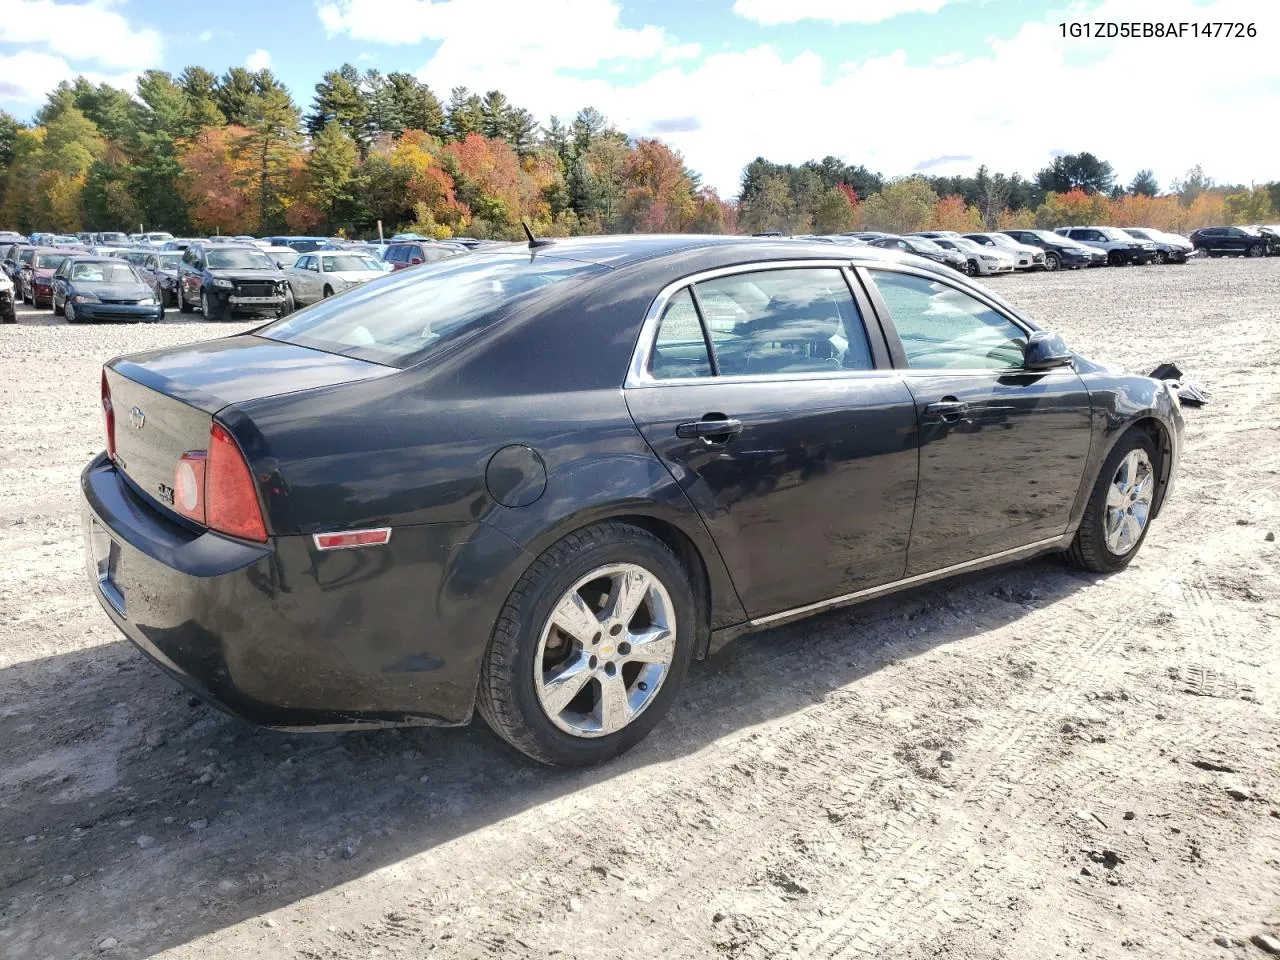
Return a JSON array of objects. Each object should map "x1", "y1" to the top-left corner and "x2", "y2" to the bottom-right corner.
[
  {"x1": 230, "y1": 296, "x2": 280, "y2": 304},
  {"x1": 88, "y1": 519, "x2": 125, "y2": 615}
]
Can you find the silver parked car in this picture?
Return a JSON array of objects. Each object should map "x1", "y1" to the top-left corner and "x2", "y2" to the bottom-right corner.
[{"x1": 282, "y1": 251, "x2": 391, "y2": 308}]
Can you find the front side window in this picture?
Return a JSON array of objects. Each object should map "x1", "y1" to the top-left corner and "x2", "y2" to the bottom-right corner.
[
  {"x1": 692, "y1": 268, "x2": 873, "y2": 376},
  {"x1": 321, "y1": 255, "x2": 380, "y2": 272},
  {"x1": 869, "y1": 270, "x2": 1027, "y2": 371}
]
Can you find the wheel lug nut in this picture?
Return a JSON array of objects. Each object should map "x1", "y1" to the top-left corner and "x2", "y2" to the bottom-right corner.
[
  {"x1": 588, "y1": 655, "x2": 598, "y2": 669},
  {"x1": 609, "y1": 624, "x2": 623, "y2": 636},
  {"x1": 618, "y1": 642, "x2": 631, "y2": 656},
  {"x1": 604, "y1": 662, "x2": 616, "y2": 677},
  {"x1": 591, "y1": 632, "x2": 601, "y2": 645},
  {"x1": 637, "y1": 681, "x2": 648, "y2": 692}
]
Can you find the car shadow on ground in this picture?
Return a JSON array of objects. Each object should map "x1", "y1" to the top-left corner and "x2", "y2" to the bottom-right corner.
[{"x1": 0, "y1": 556, "x2": 1094, "y2": 959}]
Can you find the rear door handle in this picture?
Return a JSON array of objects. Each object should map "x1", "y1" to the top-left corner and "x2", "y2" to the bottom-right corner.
[
  {"x1": 676, "y1": 418, "x2": 743, "y2": 440},
  {"x1": 925, "y1": 399, "x2": 969, "y2": 422}
]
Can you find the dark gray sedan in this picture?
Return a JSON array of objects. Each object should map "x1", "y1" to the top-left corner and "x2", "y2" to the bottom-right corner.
[{"x1": 53, "y1": 257, "x2": 163, "y2": 323}]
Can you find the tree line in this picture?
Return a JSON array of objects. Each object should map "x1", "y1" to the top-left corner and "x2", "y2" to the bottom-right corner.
[{"x1": 0, "y1": 65, "x2": 1274, "y2": 239}]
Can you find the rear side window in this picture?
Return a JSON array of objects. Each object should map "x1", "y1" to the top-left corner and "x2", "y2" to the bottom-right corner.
[
  {"x1": 261, "y1": 253, "x2": 605, "y2": 367},
  {"x1": 692, "y1": 268, "x2": 873, "y2": 377},
  {"x1": 385, "y1": 244, "x2": 404, "y2": 263},
  {"x1": 869, "y1": 270, "x2": 1026, "y2": 371},
  {"x1": 651, "y1": 289, "x2": 712, "y2": 379}
]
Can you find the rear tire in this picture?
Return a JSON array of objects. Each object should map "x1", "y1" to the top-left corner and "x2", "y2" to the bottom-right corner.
[
  {"x1": 1066, "y1": 430, "x2": 1160, "y2": 574},
  {"x1": 477, "y1": 522, "x2": 696, "y2": 766}
]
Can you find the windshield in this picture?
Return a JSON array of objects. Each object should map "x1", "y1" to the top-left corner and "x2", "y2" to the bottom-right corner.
[
  {"x1": 321, "y1": 255, "x2": 383, "y2": 272},
  {"x1": 207, "y1": 248, "x2": 276, "y2": 269},
  {"x1": 157, "y1": 253, "x2": 183, "y2": 268},
  {"x1": 262, "y1": 253, "x2": 605, "y2": 367},
  {"x1": 948, "y1": 238, "x2": 983, "y2": 253},
  {"x1": 72, "y1": 262, "x2": 139, "y2": 283},
  {"x1": 1124, "y1": 229, "x2": 1151, "y2": 240},
  {"x1": 1098, "y1": 227, "x2": 1132, "y2": 241},
  {"x1": 907, "y1": 237, "x2": 944, "y2": 252},
  {"x1": 32, "y1": 254, "x2": 66, "y2": 268}
]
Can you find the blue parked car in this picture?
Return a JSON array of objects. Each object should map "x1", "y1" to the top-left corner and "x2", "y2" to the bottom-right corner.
[{"x1": 52, "y1": 256, "x2": 163, "y2": 323}]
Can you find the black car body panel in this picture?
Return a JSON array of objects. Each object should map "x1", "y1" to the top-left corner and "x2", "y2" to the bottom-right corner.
[{"x1": 82, "y1": 236, "x2": 1184, "y2": 730}]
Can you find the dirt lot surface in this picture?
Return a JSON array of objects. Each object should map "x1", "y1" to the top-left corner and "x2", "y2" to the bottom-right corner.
[{"x1": 1, "y1": 259, "x2": 1278, "y2": 960}]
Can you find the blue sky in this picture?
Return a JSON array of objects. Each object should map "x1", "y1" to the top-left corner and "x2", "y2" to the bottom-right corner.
[{"x1": 3, "y1": 0, "x2": 1277, "y2": 195}]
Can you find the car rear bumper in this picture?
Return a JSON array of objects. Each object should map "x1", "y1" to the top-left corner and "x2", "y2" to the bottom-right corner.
[
  {"x1": 81, "y1": 453, "x2": 523, "y2": 730},
  {"x1": 75, "y1": 302, "x2": 164, "y2": 321}
]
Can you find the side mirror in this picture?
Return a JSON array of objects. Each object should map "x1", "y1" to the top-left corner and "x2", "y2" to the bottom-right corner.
[
  {"x1": 410, "y1": 256, "x2": 423, "y2": 265},
  {"x1": 1022, "y1": 330, "x2": 1073, "y2": 371}
]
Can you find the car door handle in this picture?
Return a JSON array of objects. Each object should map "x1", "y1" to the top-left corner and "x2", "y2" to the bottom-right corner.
[
  {"x1": 925, "y1": 399, "x2": 969, "y2": 422},
  {"x1": 676, "y1": 417, "x2": 743, "y2": 440}
]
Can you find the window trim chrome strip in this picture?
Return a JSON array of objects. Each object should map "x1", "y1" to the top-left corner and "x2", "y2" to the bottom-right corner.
[{"x1": 748, "y1": 535, "x2": 1066, "y2": 628}]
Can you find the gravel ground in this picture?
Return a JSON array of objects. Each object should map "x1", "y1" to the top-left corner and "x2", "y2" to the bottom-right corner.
[{"x1": 1, "y1": 259, "x2": 1278, "y2": 960}]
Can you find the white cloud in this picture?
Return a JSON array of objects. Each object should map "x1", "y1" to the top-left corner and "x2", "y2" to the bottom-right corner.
[
  {"x1": 246, "y1": 48, "x2": 273, "y2": 70},
  {"x1": 0, "y1": 0, "x2": 162, "y2": 70},
  {"x1": 733, "y1": 0, "x2": 957, "y2": 26},
  {"x1": 317, "y1": 0, "x2": 1280, "y2": 198},
  {"x1": 0, "y1": 49, "x2": 140, "y2": 103},
  {"x1": 197, "y1": 29, "x2": 214, "y2": 43}
]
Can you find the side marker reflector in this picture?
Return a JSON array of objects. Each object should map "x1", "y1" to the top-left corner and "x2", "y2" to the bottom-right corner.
[{"x1": 313, "y1": 528, "x2": 393, "y2": 551}]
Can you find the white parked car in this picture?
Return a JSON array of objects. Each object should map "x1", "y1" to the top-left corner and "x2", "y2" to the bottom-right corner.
[
  {"x1": 962, "y1": 233, "x2": 1047, "y2": 270},
  {"x1": 282, "y1": 251, "x2": 391, "y2": 308},
  {"x1": 928, "y1": 236, "x2": 1017, "y2": 276}
]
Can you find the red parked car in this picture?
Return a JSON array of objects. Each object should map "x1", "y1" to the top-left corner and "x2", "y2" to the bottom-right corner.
[{"x1": 19, "y1": 248, "x2": 70, "y2": 308}]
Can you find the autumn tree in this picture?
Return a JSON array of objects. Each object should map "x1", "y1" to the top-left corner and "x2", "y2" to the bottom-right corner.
[
  {"x1": 178, "y1": 125, "x2": 255, "y2": 233},
  {"x1": 929, "y1": 194, "x2": 981, "y2": 232},
  {"x1": 1222, "y1": 187, "x2": 1273, "y2": 225},
  {"x1": 811, "y1": 186, "x2": 856, "y2": 233},
  {"x1": 235, "y1": 71, "x2": 303, "y2": 232},
  {"x1": 859, "y1": 177, "x2": 938, "y2": 233}
]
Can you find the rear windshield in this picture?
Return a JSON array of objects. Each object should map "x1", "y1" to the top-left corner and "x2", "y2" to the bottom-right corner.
[
  {"x1": 261, "y1": 252, "x2": 604, "y2": 367},
  {"x1": 207, "y1": 248, "x2": 276, "y2": 269}
]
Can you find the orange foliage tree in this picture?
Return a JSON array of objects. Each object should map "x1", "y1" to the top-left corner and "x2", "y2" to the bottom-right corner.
[{"x1": 177, "y1": 125, "x2": 256, "y2": 234}]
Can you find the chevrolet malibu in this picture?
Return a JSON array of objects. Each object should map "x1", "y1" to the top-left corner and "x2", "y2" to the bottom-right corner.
[{"x1": 82, "y1": 236, "x2": 1183, "y2": 766}]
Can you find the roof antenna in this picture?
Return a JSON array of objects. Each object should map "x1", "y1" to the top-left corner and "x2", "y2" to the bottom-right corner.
[{"x1": 522, "y1": 220, "x2": 555, "y2": 249}]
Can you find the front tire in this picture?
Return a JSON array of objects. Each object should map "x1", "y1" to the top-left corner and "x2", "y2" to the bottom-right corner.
[
  {"x1": 1154, "y1": 250, "x2": 1168, "y2": 265},
  {"x1": 64, "y1": 300, "x2": 78, "y2": 324},
  {"x1": 177, "y1": 284, "x2": 194, "y2": 313},
  {"x1": 1043, "y1": 252, "x2": 1060, "y2": 272},
  {"x1": 1248, "y1": 244, "x2": 1264, "y2": 258},
  {"x1": 201, "y1": 290, "x2": 220, "y2": 322},
  {"x1": 1066, "y1": 431, "x2": 1159, "y2": 574},
  {"x1": 1107, "y1": 250, "x2": 1124, "y2": 266},
  {"x1": 477, "y1": 522, "x2": 697, "y2": 766},
  {"x1": 966, "y1": 259, "x2": 979, "y2": 277}
]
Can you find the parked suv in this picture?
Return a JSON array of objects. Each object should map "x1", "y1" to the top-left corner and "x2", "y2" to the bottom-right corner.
[
  {"x1": 176, "y1": 241, "x2": 287, "y2": 320},
  {"x1": 383, "y1": 240, "x2": 465, "y2": 270},
  {"x1": 999, "y1": 229, "x2": 1097, "y2": 270},
  {"x1": 1054, "y1": 226, "x2": 1156, "y2": 265},
  {"x1": 1189, "y1": 226, "x2": 1277, "y2": 258}
]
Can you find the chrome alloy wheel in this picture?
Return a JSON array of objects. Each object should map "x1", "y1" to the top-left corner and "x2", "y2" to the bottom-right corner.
[
  {"x1": 534, "y1": 563, "x2": 676, "y2": 738},
  {"x1": 1104, "y1": 449, "x2": 1155, "y2": 555}
]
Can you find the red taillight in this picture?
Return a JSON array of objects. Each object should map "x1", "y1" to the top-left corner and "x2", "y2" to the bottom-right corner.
[
  {"x1": 101, "y1": 369, "x2": 116, "y2": 460},
  {"x1": 205, "y1": 422, "x2": 267, "y2": 542},
  {"x1": 174, "y1": 451, "x2": 207, "y2": 523}
]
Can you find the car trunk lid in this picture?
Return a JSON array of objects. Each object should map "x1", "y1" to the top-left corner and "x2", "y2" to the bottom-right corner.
[{"x1": 105, "y1": 335, "x2": 394, "y2": 519}]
